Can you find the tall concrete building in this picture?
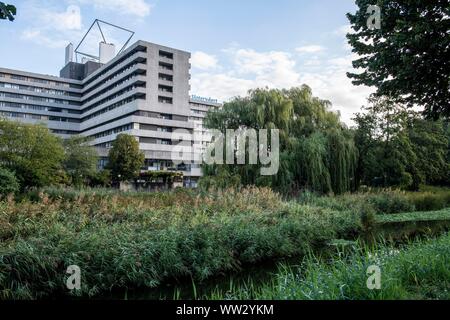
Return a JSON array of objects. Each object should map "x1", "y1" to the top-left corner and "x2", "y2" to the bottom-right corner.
[{"x1": 0, "y1": 40, "x2": 220, "y2": 188}]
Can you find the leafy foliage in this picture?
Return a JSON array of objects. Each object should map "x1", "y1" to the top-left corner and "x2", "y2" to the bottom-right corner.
[
  {"x1": 353, "y1": 97, "x2": 449, "y2": 190},
  {"x1": 0, "y1": 119, "x2": 65, "y2": 189},
  {"x1": 107, "y1": 134, "x2": 145, "y2": 182},
  {"x1": 63, "y1": 136, "x2": 98, "y2": 186},
  {"x1": 0, "y1": 167, "x2": 19, "y2": 196},
  {"x1": 347, "y1": 0, "x2": 450, "y2": 119},
  {"x1": 0, "y1": 2, "x2": 16, "y2": 21},
  {"x1": 203, "y1": 86, "x2": 357, "y2": 195}
]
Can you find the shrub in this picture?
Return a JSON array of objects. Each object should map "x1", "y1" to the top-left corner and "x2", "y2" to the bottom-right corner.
[
  {"x1": 0, "y1": 167, "x2": 19, "y2": 196},
  {"x1": 89, "y1": 169, "x2": 112, "y2": 188},
  {"x1": 368, "y1": 193, "x2": 415, "y2": 214},
  {"x1": 410, "y1": 193, "x2": 447, "y2": 211}
]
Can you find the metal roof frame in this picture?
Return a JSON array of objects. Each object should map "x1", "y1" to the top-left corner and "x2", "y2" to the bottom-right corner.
[{"x1": 74, "y1": 19, "x2": 135, "y2": 63}]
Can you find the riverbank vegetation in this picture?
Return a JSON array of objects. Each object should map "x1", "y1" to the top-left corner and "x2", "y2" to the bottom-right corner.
[
  {"x1": 207, "y1": 231, "x2": 450, "y2": 300},
  {"x1": 0, "y1": 187, "x2": 361, "y2": 299},
  {"x1": 1, "y1": 186, "x2": 449, "y2": 299}
]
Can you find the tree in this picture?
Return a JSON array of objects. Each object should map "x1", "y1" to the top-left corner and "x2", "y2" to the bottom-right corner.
[
  {"x1": 347, "y1": 0, "x2": 450, "y2": 119},
  {"x1": 89, "y1": 169, "x2": 112, "y2": 188},
  {"x1": 0, "y1": 167, "x2": 19, "y2": 196},
  {"x1": 407, "y1": 118, "x2": 449, "y2": 185},
  {"x1": 0, "y1": 2, "x2": 16, "y2": 21},
  {"x1": 353, "y1": 97, "x2": 450, "y2": 190},
  {"x1": 63, "y1": 136, "x2": 98, "y2": 186},
  {"x1": 203, "y1": 86, "x2": 358, "y2": 195},
  {"x1": 0, "y1": 119, "x2": 65, "y2": 189},
  {"x1": 107, "y1": 134, "x2": 144, "y2": 182}
]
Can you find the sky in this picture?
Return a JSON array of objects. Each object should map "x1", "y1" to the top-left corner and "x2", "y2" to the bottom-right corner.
[{"x1": 0, "y1": 0, "x2": 374, "y2": 125}]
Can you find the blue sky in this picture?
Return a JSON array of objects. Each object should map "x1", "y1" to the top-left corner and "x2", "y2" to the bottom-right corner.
[{"x1": 0, "y1": 0, "x2": 373, "y2": 124}]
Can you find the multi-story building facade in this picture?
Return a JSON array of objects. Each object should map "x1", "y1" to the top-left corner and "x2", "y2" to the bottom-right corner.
[{"x1": 0, "y1": 40, "x2": 221, "y2": 187}]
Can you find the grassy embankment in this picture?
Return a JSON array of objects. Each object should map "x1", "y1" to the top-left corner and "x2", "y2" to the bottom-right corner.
[{"x1": 207, "y1": 230, "x2": 450, "y2": 300}]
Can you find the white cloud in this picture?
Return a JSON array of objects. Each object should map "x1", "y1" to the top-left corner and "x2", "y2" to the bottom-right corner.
[
  {"x1": 20, "y1": 3, "x2": 84, "y2": 49},
  {"x1": 191, "y1": 52, "x2": 219, "y2": 70},
  {"x1": 191, "y1": 73, "x2": 255, "y2": 101},
  {"x1": 190, "y1": 47, "x2": 373, "y2": 125},
  {"x1": 78, "y1": 0, "x2": 152, "y2": 17},
  {"x1": 42, "y1": 5, "x2": 82, "y2": 31},
  {"x1": 296, "y1": 45, "x2": 326, "y2": 54},
  {"x1": 21, "y1": 29, "x2": 69, "y2": 48},
  {"x1": 191, "y1": 48, "x2": 301, "y2": 102},
  {"x1": 232, "y1": 49, "x2": 300, "y2": 88}
]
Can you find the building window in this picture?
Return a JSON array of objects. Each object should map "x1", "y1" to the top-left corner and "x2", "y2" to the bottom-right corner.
[
  {"x1": 158, "y1": 73, "x2": 173, "y2": 82},
  {"x1": 158, "y1": 96, "x2": 173, "y2": 104},
  {"x1": 159, "y1": 62, "x2": 173, "y2": 71},
  {"x1": 159, "y1": 50, "x2": 174, "y2": 59},
  {"x1": 158, "y1": 84, "x2": 173, "y2": 93}
]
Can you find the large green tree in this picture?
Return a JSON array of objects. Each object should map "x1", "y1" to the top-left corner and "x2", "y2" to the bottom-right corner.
[
  {"x1": 107, "y1": 134, "x2": 144, "y2": 182},
  {"x1": 203, "y1": 86, "x2": 357, "y2": 195},
  {"x1": 353, "y1": 97, "x2": 449, "y2": 189},
  {"x1": 0, "y1": 2, "x2": 16, "y2": 21},
  {"x1": 347, "y1": 0, "x2": 450, "y2": 119},
  {"x1": 63, "y1": 136, "x2": 98, "y2": 186},
  {"x1": 408, "y1": 118, "x2": 449, "y2": 185},
  {"x1": 0, "y1": 119, "x2": 65, "y2": 189}
]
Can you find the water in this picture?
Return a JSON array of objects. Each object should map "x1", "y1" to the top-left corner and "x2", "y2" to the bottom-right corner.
[{"x1": 105, "y1": 256, "x2": 303, "y2": 300}]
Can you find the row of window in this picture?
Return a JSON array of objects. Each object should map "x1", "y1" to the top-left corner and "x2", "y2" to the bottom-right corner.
[
  {"x1": 82, "y1": 95, "x2": 142, "y2": 122},
  {"x1": 0, "y1": 82, "x2": 80, "y2": 97},
  {"x1": 82, "y1": 71, "x2": 145, "y2": 104},
  {"x1": 1, "y1": 111, "x2": 79, "y2": 123},
  {"x1": 0, "y1": 92, "x2": 80, "y2": 105},
  {"x1": 83, "y1": 47, "x2": 147, "y2": 88},
  {"x1": 135, "y1": 110, "x2": 173, "y2": 120},
  {"x1": 191, "y1": 109, "x2": 208, "y2": 116},
  {"x1": 0, "y1": 73, "x2": 81, "y2": 89},
  {"x1": 51, "y1": 129, "x2": 79, "y2": 135},
  {"x1": 139, "y1": 123, "x2": 172, "y2": 132},
  {"x1": 0, "y1": 101, "x2": 81, "y2": 114},
  {"x1": 81, "y1": 83, "x2": 144, "y2": 115},
  {"x1": 92, "y1": 123, "x2": 133, "y2": 139},
  {"x1": 82, "y1": 60, "x2": 146, "y2": 96},
  {"x1": 134, "y1": 111, "x2": 190, "y2": 123},
  {"x1": 140, "y1": 137, "x2": 172, "y2": 145}
]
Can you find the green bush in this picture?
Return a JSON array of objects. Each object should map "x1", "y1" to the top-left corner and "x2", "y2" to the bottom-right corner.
[
  {"x1": 0, "y1": 167, "x2": 20, "y2": 196},
  {"x1": 368, "y1": 193, "x2": 415, "y2": 214},
  {"x1": 409, "y1": 192, "x2": 449, "y2": 211},
  {"x1": 305, "y1": 192, "x2": 416, "y2": 214}
]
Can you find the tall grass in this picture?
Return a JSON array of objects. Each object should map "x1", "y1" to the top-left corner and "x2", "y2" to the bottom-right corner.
[
  {"x1": 0, "y1": 187, "x2": 361, "y2": 299},
  {"x1": 207, "y1": 232, "x2": 450, "y2": 300},
  {"x1": 300, "y1": 187, "x2": 450, "y2": 215}
]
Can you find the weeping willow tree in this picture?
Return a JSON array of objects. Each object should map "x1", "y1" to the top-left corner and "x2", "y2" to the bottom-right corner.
[
  {"x1": 202, "y1": 86, "x2": 358, "y2": 195},
  {"x1": 295, "y1": 133, "x2": 332, "y2": 193}
]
